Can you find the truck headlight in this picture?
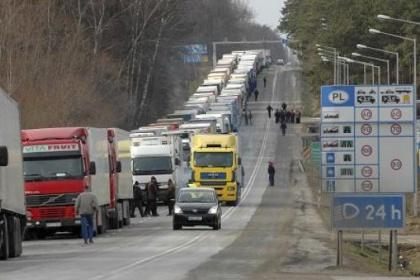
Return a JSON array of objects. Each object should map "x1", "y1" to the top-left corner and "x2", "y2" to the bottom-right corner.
[
  {"x1": 174, "y1": 205, "x2": 183, "y2": 214},
  {"x1": 227, "y1": 186, "x2": 235, "y2": 191},
  {"x1": 208, "y1": 205, "x2": 218, "y2": 214}
]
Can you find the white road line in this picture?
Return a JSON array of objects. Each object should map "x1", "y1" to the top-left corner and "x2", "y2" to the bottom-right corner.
[{"x1": 88, "y1": 68, "x2": 280, "y2": 280}]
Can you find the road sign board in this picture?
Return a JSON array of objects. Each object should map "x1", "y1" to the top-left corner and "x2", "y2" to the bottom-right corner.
[
  {"x1": 320, "y1": 85, "x2": 415, "y2": 193},
  {"x1": 332, "y1": 194, "x2": 405, "y2": 230}
]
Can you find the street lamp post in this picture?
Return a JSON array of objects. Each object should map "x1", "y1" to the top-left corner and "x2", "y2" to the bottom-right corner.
[
  {"x1": 369, "y1": 28, "x2": 416, "y2": 92},
  {"x1": 344, "y1": 57, "x2": 375, "y2": 84},
  {"x1": 357, "y1": 44, "x2": 400, "y2": 84},
  {"x1": 319, "y1": 54, "x2": 349, "y2": 84},
  {"x1": 375, "y1": 15, "x2": 420, "y2": 271},
  {"x1": 352, "y1": 52, "x2": 390, "y2": 84},
  {"x1": 317, "y1": 44, "x2": 338, "y2": 84}
]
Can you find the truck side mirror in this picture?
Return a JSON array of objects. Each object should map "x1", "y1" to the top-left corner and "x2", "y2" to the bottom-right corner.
[
  {"x1": 116, "y1": 161, "x2": 122, "y2": 173},
  {"x1": 238, "y1": 157, "x2": 242, "y2": 165},
  {"x1": 0, "y1": 146, "x2": 8, "y2": 166},
  {"x1": 89, "y1": 162, "x2": 96, "y2": 175},
  {"x1": 175, "y1": 158, "x2": 181, "y2": 166}
]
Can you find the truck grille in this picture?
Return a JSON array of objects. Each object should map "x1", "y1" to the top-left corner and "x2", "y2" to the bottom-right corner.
[
  {"x1": 200, "y1": 181, "x2": 226, "y2": 186},
  {"x1": 39, "y1": 207, "x2": 66, "y2": 219},
  {"x1": 26, "y1": 193, "x2": 78, "y2": 207}
]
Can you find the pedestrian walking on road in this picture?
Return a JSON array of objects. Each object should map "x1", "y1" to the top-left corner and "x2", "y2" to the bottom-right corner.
[
  {"x1": 281, "y1": 102, "x2": 287, "y2": 111},
  {"x1": 145, "y1": 176, "x2": 159, "y2": 217},
  {"x1": 266, "y1": 105, "x2": 273, "y2": 118},
  {"x1": 279, "y1": 109, "x2": 286, "y2": 123},
  {"x1": 263, "y1": 77, "x2": 267, "y2": 88},
  {"x1": 296, "y1": 110, "x2": 301, "y2": 124},
  {"x1": 268, "y1": 162, "x2": 275, "y2": 186},
  {"x1": 75, "y1": 185, "x2": 98, "y2": 245},
  {"x1": 167, "y1": 179, "x2": 176, "y2": 216},
  {"x1": 280, "y1": 120, "x2": 287, "y2": 136},
  {"x1": 291, "y1": 109, "x2": 296, "y2": 123},
  {"x1": 286, "y1": 111, "x2": 292, "y2": 123},
  {"x1": 131, "y1": 181, "x2": 145, "y2": 218},
  {"x1": 248, "y1": 110, "x2": 253, "y2": 125},
  {"x1": 254, "y1": 90, "x2": 259, "y2": 101},
  {"x1": 244, "y1": 109, "x2": 249, "y2": 125},
  {"x1": 274, "y1": 109, "x2": 280, "y2": 123}
]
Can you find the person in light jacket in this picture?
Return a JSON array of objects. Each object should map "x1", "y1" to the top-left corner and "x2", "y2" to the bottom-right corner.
[{"x1": 75, "y1": 185, "x2": 98, "y2": 245}]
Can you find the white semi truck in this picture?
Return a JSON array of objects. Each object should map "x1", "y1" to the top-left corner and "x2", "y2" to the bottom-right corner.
[
  {"x1": 0, "y1": 88, "x2": 25, "y2": 259},
  {"x1": 130, "y1": 135, "x2": 182, "y2": 203}
]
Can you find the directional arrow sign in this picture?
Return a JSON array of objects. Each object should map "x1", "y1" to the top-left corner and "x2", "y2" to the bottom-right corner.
[{"x1": 332, "y1": 194, "x2": 405, "y2": 230}]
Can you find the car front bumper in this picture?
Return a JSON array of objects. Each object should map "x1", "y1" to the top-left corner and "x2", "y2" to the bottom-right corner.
[{"x1": 173, "y1": 213, "x2": 218, "y2": 226}]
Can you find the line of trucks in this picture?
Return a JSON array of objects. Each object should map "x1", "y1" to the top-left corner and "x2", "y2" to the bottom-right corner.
[{"x1": 0, "y1": 49, "x2": 271, "y2": 259}]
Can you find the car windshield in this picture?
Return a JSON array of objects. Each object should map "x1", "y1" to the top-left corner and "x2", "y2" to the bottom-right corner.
[
  {"x1": 194, "y1": 152, "x2": 233, "y2": 167},
  {"x1": 177, "y1": 190, "x2": 216, "y2": 203},
  {"x1": 23, "y1": 156, "x2": 83, "y2": 180},
  {"x1": 132, "y1": 156, "x2": 172, "y2": 175}
]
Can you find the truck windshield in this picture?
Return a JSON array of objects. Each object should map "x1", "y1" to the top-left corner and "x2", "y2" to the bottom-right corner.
[
  {"x1": 132, "y1": 156, "x2": 172, "y2": 175},
  {"x1": 194, "y1": 152, "x2": 233, "y2": 167},
  {"x1": 23, "y1": 156, "x2": 84, "y2": 181}
]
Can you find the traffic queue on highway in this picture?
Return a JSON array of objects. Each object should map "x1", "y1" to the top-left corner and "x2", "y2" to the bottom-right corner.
[{"x1": 0, "y1": 48, "x2": 272, "y2": 259}]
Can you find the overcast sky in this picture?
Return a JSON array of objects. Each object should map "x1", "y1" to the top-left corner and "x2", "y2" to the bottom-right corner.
[{"x1": 246, "y1": 0, "x2": 285, "y2": 30}]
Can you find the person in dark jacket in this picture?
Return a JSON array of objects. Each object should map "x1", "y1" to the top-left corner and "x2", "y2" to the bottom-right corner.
[
  {"x1": 145, "y1": 176, "x2": 159, "y2": 217},
  {"x1": 263, "y1": 77, "x2": 267, "y2": 88},
  {"x1": 268, "y1": 162, "x2": 275, "y2": 186},
  {"x1": 296, "y1": 110, "x2": 302, "y2": 124},
  {"x1": 281, "y1": 120, "x2": 287, "y2": 136},
  {"x1": 243, "y1": 109, "x2": 249, "y2": 125},
  {"x1": 131, "y1": 181, "x2": 145, "y2": 217},
  {"x1": 254, "y1": 90, "x2": 259, "y2": 101},
  {"x1": 274, "y1": 109, "x2": 280, "y2": 123},
  {"x1": 279, "y1": 109, "x2": 286, "y2": 123},
  {"x1": 266, "y1": 105, "x2": 273, "y2": 118},
  {"x1": 167, "y1": 179, "x2": 176, "y2": 216},
  {"x1": 281, "y1": 102, "x2": 287, "y2": 111},
  {"x1": 248, "y1": 110, "x2": 253, "y2": 125}
]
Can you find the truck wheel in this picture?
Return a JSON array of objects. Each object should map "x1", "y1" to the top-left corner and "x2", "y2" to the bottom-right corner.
[
  {"x1": 123, "y1": 202, "x2": 130, "y2": 226},
  {"x1": 109, "y1": 210, "x2": 119, "y2": 230},
  {"x1": 8, "y1": 216, "x2": 22, "y2": 258},
  {"x1": 97, "y1": 207, "x2": 107, "y2": 234},
  {"x1": 0, "y1": 215, "x2": 9, "y2": 260}
]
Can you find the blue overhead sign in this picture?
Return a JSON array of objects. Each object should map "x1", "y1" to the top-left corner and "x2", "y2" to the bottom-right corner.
[{"x1": 332, "y1": 194, "x2": 405, "y2": 230}]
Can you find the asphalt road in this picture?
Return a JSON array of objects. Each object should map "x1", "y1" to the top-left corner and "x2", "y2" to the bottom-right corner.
[{"x1": 0, "y1": 55, "x2": 412, "y2": 280}]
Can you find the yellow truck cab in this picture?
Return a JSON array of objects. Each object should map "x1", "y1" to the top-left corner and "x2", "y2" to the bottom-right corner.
[{"x1": 190, "y1": 134, "x2": 243, "y2": 206}]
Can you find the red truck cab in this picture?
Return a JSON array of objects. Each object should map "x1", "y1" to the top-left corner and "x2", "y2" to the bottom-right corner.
[{"x1": 21, "y1": 128, "x2": 93, "y2": 238}]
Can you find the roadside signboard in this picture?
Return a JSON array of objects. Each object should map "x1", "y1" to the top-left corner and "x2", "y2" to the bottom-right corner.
[
  {"x1": 310, "y1": 141, "x2": 320, "y2": 164},
  {"x1": 332, "y1": 194, "x2": 405, "y2": 230},
  {"x1": 320, "y1": 85, "x2": 415, "y2": 193}
]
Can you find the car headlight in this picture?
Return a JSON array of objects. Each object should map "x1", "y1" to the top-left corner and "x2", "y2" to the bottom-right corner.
[
  {"x1": 174, "y1": 205, "x2": 183, "y2": 214},
  {"x1": 208, "y1": 205, "x2": 218, "y2": 214}
]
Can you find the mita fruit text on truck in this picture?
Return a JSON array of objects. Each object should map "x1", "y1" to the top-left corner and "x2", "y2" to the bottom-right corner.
[
  {"x1": 0, "y1": 88, "x2": 25, "y2": 260},
  {"x1": 21, "y1": 127, "x2": 128, "y2": 238},
  {"x1": 190, "y1": 134, "x2": 243, "y2": 206},
  {"x1": 130, "y1": 134, "x2": 182, "y2": 203}
]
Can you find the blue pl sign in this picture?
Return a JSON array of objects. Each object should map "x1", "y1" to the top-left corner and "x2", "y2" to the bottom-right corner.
[
  {"x1": 332, "y1": 195, "x2": 405, "y2": 229},
  {"x1": 321, "y1": 85, "x2": 354, "y2": 107}
]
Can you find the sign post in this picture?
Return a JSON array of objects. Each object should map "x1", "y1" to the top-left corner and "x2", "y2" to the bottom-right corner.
[{"x1": 321, "y1": 85, "x2": 415, "y2": 269}]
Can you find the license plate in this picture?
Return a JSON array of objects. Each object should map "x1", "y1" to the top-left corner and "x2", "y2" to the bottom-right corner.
[
  {"x1": 46, "y1": 222, "x2": 61, "y2": 227},
  {"x1": 188, "y1": 216, "x2": 202, "y2": 221}
]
